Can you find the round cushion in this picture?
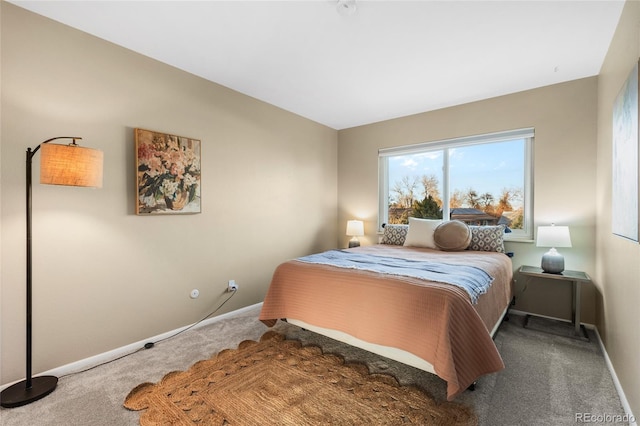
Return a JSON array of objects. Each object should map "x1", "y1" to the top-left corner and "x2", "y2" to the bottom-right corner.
[{"x1": 433, "y1": 220, "x2": 472, "y2": 251}]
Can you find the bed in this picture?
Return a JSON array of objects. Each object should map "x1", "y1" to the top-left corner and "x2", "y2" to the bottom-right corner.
[{"x1": 259, "y1": 221, "x2": 513, "y2": 400}]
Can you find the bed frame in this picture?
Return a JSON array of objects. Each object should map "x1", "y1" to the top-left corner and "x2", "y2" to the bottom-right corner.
[{"x1": 287, "y1": 302, "x2": 510, "y2": 376}]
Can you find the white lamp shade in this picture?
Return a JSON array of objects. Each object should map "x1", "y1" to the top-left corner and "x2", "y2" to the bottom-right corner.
[
  {"x1": 536, "y1": 225, "x2": 572, "y2": 248},
  {"x1": 40, "y1": 143, "x2": 104, "y2": 188},
  {"x1": 346, "y1": 220, "x2": 364, "y2": 236}
]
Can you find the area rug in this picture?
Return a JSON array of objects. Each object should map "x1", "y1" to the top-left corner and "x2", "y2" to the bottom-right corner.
[{"x1": 124, "y1": 331, "x2": 477, "y2": 425}]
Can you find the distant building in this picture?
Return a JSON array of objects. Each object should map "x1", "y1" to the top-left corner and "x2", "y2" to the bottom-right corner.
[
  {"x1": 390, "y1": 207, "x2": 513, "y2": 228},
  {"x1": 450, "y1": 208, "x2": 512, "y2": 227}
]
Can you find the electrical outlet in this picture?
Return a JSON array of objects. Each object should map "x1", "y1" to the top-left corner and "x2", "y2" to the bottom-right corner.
[{"x1": 227, "y1": 280, "x2": 238, "y2": 292}]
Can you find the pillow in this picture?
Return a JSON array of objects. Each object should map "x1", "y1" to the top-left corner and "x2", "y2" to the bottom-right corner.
[
  {"x1": 434, "y1": 220, "x2": 472, "y2": 251},
  {"x1": 403, "y1": 217, "x2": 442, "y2": 249},
  {"x1": 467, "y1": 225, "x2": 506, "y2": 253},
  {"x1": 381, "y1": 224, "x2": 409, "y2": 245}
]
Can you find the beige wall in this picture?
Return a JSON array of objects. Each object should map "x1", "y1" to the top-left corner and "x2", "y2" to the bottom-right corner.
[
  {"x1": 3, "y1": 1, "x2": 638, "y2": 415},
  {"x1": 338, "y1": 77, "x2": 599, "y2": 324},
  {"x1": 0, "y1": 3, "x2": 338, "y2": 384},
  {"x1": 596, "y1": 0, "x2": 640, "y2": 417}
]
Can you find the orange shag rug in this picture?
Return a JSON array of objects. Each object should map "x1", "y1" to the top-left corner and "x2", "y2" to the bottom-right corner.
[{"x1": 124, "y1": 331, "x2": 477, "y2": 425}]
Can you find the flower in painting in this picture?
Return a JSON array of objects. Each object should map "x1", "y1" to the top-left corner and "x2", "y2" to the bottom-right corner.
[
  {"x1": 137, "y1": 131, "x2": 201, "y2": 212},
  {"x1": 161, "y1": 179, "x2": 179, "y2": 198}
]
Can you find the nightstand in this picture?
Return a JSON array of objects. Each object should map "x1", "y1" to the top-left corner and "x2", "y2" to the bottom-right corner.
[{"x1": 517, "y1": 265, "x2": 591, "y2": 341}]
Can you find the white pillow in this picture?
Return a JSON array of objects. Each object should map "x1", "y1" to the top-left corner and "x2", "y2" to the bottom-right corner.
[{"x1": 403, "y1": 217, "x2": 443, "y2": 249}]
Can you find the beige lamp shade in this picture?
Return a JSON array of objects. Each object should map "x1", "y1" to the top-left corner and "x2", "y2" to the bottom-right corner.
[
  {"x1": 40, "y1": 143, "x2": 104, "y2": 188},
  {"x1": 346, "y1": 220, "x2": 364, "y2": 236}
]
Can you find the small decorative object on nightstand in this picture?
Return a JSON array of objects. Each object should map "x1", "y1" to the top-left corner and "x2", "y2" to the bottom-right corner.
[
  {"x1": 536, "y1": 224, "x2": 572, "y2": 274},
  {"x1": 346, "y1": 220, "x2": 364, "y2": 248}
]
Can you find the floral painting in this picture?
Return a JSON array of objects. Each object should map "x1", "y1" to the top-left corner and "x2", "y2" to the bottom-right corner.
[{"x1": 135, "y1": 129, "x2": 201, "y2": 215}]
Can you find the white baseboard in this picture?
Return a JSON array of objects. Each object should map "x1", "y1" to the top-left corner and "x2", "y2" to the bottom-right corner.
[
  {"x1": 1, "y1": 302, "x2": 264, "y2": 391},
  {"x1": 508, "y1": 309, "x2": 636, "y2": 425},
  {"x1": 592, "y1": 327, "x2": 638, "y2": 426}
]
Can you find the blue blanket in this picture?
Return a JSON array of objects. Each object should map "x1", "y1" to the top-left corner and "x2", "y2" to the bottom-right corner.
[{"x1": 296, "y1": 250, "x2": 493, "y2": 304}]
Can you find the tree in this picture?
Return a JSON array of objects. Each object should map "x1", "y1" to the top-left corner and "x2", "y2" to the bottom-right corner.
[
  {"x1": 509, "y1": 207, "x2": 524, "y2": 229},
  {"x1": 464, "y1": 189, "x2": 481, "y2": 209},
  {"x1": 479, "y1": 192, "x2": 495, "y2": 215},
  {"x1": 449, "y1": 190, "x2": 464, "y2": 209},
  {"x1": 391, "y1": 175, "x2": 419, "y2": 208},
  {"x1": 496, "y1": 187, "x2": 523, "y2": 217},
  {"x1": 411, "y1": 195, "x2": 443, "y2": 219},
  {"x1": 420, "y1": 174, "x2": 442, "y2": 206},
  {"x1": 479, "y1": 192, "x2": 494, "y2": 208}
]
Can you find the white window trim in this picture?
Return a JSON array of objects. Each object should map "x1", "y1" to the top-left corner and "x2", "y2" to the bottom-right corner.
[{"x1": 378, "y1": 128, "x2": 534, "y2": 241}]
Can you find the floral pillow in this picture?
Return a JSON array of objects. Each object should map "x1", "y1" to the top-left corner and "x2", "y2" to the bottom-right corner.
[
  {"x1": 381, "y1": 224, "x2": 409, "y2": 245},
  {"x1": 467, "y1": 225, "x2": 506, "y2": 253}
]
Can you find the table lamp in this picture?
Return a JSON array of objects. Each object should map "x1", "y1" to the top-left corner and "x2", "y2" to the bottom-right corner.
[
  {"x1": 536, "y1": 224, "x2": 572, "y2": 274},
  {"x1": 346, "y1": 220, "x2": 364, "y2": 248}
]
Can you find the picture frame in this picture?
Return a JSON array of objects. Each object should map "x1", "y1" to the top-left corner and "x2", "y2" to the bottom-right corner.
[
  {"x1": 612, "y1": 60, "x2": 640, "y2": 242},
  {"x1": 135, "y1": 128, "x2": 201, "y2": 215}
]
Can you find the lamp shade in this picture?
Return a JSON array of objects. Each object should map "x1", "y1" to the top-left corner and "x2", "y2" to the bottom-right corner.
[
  {"x1": 536, "y1": 225, "x2": 572, "y2": 248},
  {"x1": 346, "y1": 220, "x2": 364, "y2": 236},
  {"x1": 40, "y1": 143, "x2": 104, "y2": 188}
]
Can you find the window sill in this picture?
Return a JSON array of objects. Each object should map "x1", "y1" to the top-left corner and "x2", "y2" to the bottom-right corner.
[{"x1": 504, "y1": 238, "x2": 534, "y2": 243}]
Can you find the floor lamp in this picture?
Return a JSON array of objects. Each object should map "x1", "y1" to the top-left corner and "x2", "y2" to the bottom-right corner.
[{"x1": 0, "y1": 137, "x2": 103, "y2": 408}]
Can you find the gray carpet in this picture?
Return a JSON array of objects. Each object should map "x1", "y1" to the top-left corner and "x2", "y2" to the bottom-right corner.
[{"x1": 0, "y1": 305, "x2": 627, "y2": 425}]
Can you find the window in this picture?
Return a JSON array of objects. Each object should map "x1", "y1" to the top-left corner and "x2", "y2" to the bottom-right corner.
[{"x1": 378, "y1": 128, "x2": 534, "y2": 240}]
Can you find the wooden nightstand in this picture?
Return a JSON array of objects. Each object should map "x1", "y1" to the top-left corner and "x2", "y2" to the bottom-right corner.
[{"x1": 518, "y1": 265, "x2": 591, "y2": 341}]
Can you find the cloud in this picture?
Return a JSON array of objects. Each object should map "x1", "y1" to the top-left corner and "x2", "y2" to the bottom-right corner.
[{"x1": 402, "y1": 158, "x2": 418, "y2": 169}]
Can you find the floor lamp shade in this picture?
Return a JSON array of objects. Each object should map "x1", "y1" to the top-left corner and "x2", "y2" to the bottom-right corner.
[
  {"x1": 40, "y1": 143, "x2": 103, "y2": 188},
  {"x1": 0, "y1": 137, "x2": 103, "y2": 409}
]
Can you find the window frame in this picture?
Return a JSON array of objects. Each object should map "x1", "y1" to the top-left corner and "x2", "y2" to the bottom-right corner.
[{"x1": 378, "y1": 128, "x2": 534, "y2": 241}]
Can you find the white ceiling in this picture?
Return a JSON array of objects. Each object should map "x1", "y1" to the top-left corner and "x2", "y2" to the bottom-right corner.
[{"x1": 10, "y1": 1, "x2": 625, "y2": 130}]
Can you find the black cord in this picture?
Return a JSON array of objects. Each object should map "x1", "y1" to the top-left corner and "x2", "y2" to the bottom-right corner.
[
  {"x1": 59, "y1": 290, "x2": 236, "y2": 379},
  {"x1": 150, "y1": 289, "x2": 236, "y2": 346}
]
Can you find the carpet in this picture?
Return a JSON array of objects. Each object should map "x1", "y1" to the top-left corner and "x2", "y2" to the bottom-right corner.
[{"x1": 124, "y1": 331, "x2": 477, "y2": 425}]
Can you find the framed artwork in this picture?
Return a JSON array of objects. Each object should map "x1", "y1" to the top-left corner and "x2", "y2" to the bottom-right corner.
[
  {"x1": 135, "y1": 128, "x2": 201, "y2": 215},
  {"x1": 612, "y1": 60, "x2": 639, "y2": 242}
]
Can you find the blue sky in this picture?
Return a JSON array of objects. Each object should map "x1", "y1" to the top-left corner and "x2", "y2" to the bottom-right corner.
[{"x1": 388, "y1": 139, "x2": 525, "y2": 207}]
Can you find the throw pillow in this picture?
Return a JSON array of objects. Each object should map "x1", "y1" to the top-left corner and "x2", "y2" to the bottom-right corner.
[
  {"x1": 403, "y1": 217, "x2": 443, "y2": 249},
  {"x1": 381, "y1": 224, "x2": 409, "y2": 245},
  {"x1": 434, "y1": 220, "x2": 472, "y2": 251},
  {"x1": 467, "y1": 225, "x2": 506, "y2": 253}
]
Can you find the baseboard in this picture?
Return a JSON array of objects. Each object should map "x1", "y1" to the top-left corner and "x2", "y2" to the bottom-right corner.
[
  {"x1": 592, "y1": 327, "x2": 638, "y2": 426},
  {"x1": 508, "y1": 309, "x2": 636, "y2": 425},
  {"x1": 1, "y1": 302, "x2": 264, "y2": 391}
]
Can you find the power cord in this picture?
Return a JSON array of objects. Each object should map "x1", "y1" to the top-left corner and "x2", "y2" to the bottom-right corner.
[
  {"x1": 59, "y1": 290, "x2": 236, "y2": 379},
  {"x1": 146, "y1": 289, "x2": 236, "y2": 347}
]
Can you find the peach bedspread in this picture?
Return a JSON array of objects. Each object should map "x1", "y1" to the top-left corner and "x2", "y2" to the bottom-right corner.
[{"x1": 259, "y1": 245, "x2": 513, "y2": 400}]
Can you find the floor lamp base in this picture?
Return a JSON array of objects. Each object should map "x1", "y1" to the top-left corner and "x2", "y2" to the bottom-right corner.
[{"x1": 0, "y1": 376, "x2": 58, "y2": 408}]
